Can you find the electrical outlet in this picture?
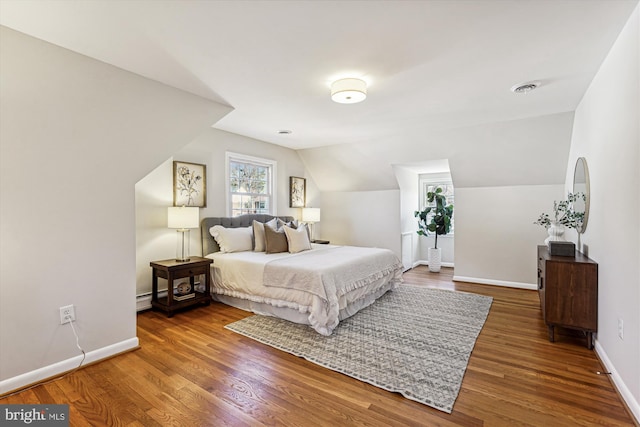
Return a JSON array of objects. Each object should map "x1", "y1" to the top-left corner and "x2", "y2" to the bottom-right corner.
[
  {"x1": 618, "y1": 318, "x2": 624, "y2": 340},
  {"x1": 59, "y1": 305, "x2": 76, "y2": 324}
]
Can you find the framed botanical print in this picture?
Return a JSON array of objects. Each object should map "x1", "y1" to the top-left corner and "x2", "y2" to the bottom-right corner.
[
  {"x1": 289, "y1": 176, "x2": 306, "y2": 208},
  {"x1": 173, "y1": 161, "x2": 206, "y2": 207}
]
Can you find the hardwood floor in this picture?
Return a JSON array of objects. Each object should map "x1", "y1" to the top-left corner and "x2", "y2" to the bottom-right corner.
[{"x1": 3, "y1": 266, "x2": 635, "y2": 426}]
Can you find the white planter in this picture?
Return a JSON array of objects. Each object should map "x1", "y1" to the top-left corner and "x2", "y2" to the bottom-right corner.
[
  {"x1": 545, "y1": 221, "x2": 566, "y2": 246},
  {"x1": 428, "y1": 247, "x2": 442, "y2": 272}
]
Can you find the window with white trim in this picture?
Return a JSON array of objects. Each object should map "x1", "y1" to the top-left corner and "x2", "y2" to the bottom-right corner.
[
  {"x1": 226, "y1": 152, "x2": 277, "y2": 217},
  {"x1": 419, "y1": 174, "x2": 455, "y2": 234}
]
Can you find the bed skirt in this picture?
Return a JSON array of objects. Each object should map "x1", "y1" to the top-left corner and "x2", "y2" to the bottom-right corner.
[{"x1": 212, "y1": 279, "x2": 397, "y2": 327}]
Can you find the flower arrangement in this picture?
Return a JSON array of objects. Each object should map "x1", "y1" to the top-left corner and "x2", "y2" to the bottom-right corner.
[{"x1": 534, "y1": 192, "x2": 585, "y2": 230}]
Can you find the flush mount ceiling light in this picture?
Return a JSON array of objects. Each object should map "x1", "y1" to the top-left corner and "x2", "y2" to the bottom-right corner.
[
  {"x1": 331, "y1": 78, "x2": 367, "y2": 104},
  {"x1": 511, "y1": 82, "x2": 539, "y2": 94}
]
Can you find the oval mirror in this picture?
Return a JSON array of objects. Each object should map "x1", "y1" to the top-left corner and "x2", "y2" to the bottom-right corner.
[{"x1": 572, "y1": 157, "x2": 590, "y2": 233}]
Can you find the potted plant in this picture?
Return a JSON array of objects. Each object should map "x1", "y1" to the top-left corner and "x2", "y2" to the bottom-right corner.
[
  {"x1": 414, "y1": 187, "x2": 454, "y2": 272},
  {"x1": 534, "y1": 192, "x2": 585, "y2": 245}
]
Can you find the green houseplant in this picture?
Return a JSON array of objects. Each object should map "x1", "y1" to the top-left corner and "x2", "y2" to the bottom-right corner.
[
  {"x1": 534, "y1": 192, "x2": 585, "y2": 244},
  {"x1": 414, "y1": 187, "x2": 454, "y2": 272}
]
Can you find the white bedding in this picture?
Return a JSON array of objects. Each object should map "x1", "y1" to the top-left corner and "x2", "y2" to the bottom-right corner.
[{"x1": 206, "y1": 244, "x2": 403, "y2": 335}]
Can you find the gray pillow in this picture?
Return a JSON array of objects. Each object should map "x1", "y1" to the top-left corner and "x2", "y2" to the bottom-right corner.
[{"x1": 264, "y1": 223, "x2": 289, "y2": 254}]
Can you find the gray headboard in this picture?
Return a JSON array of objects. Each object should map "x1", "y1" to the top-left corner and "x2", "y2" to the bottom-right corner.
[{"x1": 201, "y1": 214, "x2": 295, "y2": 255}]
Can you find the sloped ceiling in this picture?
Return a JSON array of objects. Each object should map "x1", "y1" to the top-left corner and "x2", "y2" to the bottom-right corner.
[
  {"x1": 299, "y1": 112, "x2": 575, "y2": 191},
  {"x1": 1, "y1": 0, "x2": 637, "y2": 191}
]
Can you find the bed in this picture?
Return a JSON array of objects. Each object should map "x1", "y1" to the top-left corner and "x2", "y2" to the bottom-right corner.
[{"x1": 201, "y1": 214, "x2": 403, "y2": 335}]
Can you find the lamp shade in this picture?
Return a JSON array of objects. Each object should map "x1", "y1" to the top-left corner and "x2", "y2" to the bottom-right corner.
[
  {"x1": 168, "y1": 206, "x2": 199, "y2": 229},
  {"x1": 302, "y1": 207, "x2": 321, "y2": 223},
  {"x1": 331, "y1": 78, "x2": 367, "y2": 104}
]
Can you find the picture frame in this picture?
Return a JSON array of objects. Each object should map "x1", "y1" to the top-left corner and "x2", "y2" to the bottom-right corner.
[
  {"x1": 289, "y1": 176, "x2": 306, "y2": 208},
  {"x1": 173, "y1": 161, "x2": 206, "y2": 207}
]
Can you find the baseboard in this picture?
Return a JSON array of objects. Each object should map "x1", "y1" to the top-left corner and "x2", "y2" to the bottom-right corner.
[
  {"x1": 414, "y1": 260, "x2": 455, "y2": 268},
  {"x1": 594, "y1": 340, "x2": 640, "y2": 424},
  {"x1": 0, "y1": 337, "x2": 139, "y2": 395},
  {"x1": 136, "y1": 293, "x2": 153, "y2": 311},
  {"x1": 136, "y1": 289, "x2": 169, "y2": 312},
  {"x1": 452, "y1": 275, "x2": 537, "y2": 290}
]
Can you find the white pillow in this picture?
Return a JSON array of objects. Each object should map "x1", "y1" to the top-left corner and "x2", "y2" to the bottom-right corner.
[
  {"x1": 210, "y1": 225, "x2": 253, "y2": 253},
  {"x1": 283, "y1": 224, "x2": 311, "y2": 254},
  {"x1": 252, "y1": 218, "x2": 278, "y2": 252}
]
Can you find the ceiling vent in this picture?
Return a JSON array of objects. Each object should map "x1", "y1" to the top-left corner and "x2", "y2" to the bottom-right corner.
[{"x1": 511, "y1": 82, "x2": 539, "y2": 94}]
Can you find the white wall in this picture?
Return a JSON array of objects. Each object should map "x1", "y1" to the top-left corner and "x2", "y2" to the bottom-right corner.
[
  {"x1": 321, "y1": 190, "x2": 401, "y2": 259},
  {"x1": 453, "y1": 185, "x2": 564, "y2": 288},
  {"x1": 0, "y1": 27, "x2": 231, "y2": 391},
  {"x1": 135, "y1": 128, "x2": 317, "y2": 296},
  {"x1": 393, "y1": 165, "x2": 420, "y2": 268},
  {"x1": 564, "y1": 4, "x2": 639, "y2": 418},
  {"x1": 393, "y1": 166, "x2": 420, "y2": 235},
  {"x1": 135, "y1": 158, "x2": 177, "y2": 296}
]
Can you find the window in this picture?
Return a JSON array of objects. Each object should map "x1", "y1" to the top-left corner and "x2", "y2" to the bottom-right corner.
[
  {"x1": 419, "y1": 174, "x2": 454, "y2": 234},
  {"x1": 226, "y1": 152, "x2": 277, "y2": 217}
]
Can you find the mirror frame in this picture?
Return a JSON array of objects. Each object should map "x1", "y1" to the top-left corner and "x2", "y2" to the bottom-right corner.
[{"x1": 573, "y1": 157, "x2": 590, "y2": 234}]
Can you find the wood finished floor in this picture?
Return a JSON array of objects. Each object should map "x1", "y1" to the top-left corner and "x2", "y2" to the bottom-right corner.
[{"x1": 3, "y1": 266, "x2": 635, "y2": 426}]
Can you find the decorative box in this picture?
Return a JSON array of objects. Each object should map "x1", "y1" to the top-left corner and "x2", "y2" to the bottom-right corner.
[{"x1": 549, "y1": 241, "x2": 576, "y2": 257}]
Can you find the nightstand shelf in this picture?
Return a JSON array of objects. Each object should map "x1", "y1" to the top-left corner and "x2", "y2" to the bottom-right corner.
[
  {"x1": 150, "y1": 257, "x2": 212, "y2": 317},
  {"x1": 154, "y1": 290, "x2": 208, "y2": 310}
]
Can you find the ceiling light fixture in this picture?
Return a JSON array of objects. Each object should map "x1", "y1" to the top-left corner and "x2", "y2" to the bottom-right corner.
[
  {"x1": 277, "y1": 130, "x2": 292, "y2": 135},
  {"x1": 331, "y1": 78, "x2": 367, "y2": 104},
  {"x1": 511, "y1": 82, "x2": 539, "y2": 94}
]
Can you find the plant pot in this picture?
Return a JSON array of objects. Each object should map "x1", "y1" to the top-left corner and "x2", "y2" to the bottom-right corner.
[
  {"x1": 428, "y1": 247, "x2": 442, "y2": 273},
  {"x1": 545, "y1": 221, "x2": 566, "y2": 246}
]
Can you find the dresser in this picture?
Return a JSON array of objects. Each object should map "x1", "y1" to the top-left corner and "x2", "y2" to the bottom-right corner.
[{"x1": 537, "y1": 245, "x2": 598, "y2": 349}]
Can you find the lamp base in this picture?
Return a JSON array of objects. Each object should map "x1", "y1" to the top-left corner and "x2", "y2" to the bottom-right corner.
[
  {"x1": 176, "y1": 229, "x2": 190, "y2": 262},
  {"x1": 306, "y1": 222, "x2": 315, "y2": 241}
]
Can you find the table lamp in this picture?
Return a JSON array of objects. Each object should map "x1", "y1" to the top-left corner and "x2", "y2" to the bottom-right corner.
[
  {"x1": 168, "y1": 206, "x2": 199, "y2": 261},
  {"x1": 302, "y1": 207, "x2": 321, "y2": 241}
]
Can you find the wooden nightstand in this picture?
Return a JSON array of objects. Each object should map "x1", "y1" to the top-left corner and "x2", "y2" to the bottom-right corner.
[
  {"x1": 311, "y1": 239, "x2": 330, "y2": 244},
  {"x1": 150, "y1": 256, "x2": 212, "y2": 317},
  {"x1": 537, "y1": 246, "x2": 598, "y2": 349}
]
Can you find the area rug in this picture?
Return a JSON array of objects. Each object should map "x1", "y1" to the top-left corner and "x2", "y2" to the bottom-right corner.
[{"x1": 225, "y1": 285, "x2": 493, "y2": 413}]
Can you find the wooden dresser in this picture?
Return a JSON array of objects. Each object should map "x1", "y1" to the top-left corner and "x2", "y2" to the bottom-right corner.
[{"x1": 537, "y1": 245, "x2": 598, "y2": 349}]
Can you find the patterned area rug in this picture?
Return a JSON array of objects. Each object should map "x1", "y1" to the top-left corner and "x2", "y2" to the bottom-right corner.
[{"x1": 225, "y1": 285, "x2": 493, "y2": 413}]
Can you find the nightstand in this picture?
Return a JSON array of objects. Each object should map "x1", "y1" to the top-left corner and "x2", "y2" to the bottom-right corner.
[
  {"x1": 150, "y1": 256, "x2": 212, "y2": 317},
  {"x1": 311, "y1": 239, "x2": 330, "y2": 244}
]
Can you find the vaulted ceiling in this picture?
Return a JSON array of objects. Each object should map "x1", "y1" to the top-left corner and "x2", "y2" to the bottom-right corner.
[{"x1": 1, "y1": 0, "x2": 637, "y2": 190}]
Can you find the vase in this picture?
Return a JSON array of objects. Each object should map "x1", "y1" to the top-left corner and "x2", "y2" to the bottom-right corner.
[
  {"x1": 428, "y1": 247, "x2": 442, "y2": 273},
  {"x1": 545, "y1": 221, "x2": 566, "y2": 246}
]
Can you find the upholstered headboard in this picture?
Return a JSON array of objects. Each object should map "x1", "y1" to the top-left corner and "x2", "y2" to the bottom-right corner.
[{"x1": 201, "y1": 214, "x2": 295, "y2": 256}]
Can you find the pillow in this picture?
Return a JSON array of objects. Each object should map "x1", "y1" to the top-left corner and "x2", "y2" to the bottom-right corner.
[
  {"x1": 264, "y1": 223, "x2": 289, "y2": 254},
  {"x1": 252, "y1": 218, "x2": 278, "y2": 252},
  {"x1": 209, "y1": 225, "x2": 253, "y2": 253},
  {"x1": 283, "y1": 224, "x2": 311, "y2": 253},
  {"x1": 277, "y1": 218, "x2": 298, "y2": 230}
]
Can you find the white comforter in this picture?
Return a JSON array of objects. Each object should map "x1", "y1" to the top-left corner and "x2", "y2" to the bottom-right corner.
[{"x1": 207, "y1": 244, "x2": 403, "y2": 335}]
